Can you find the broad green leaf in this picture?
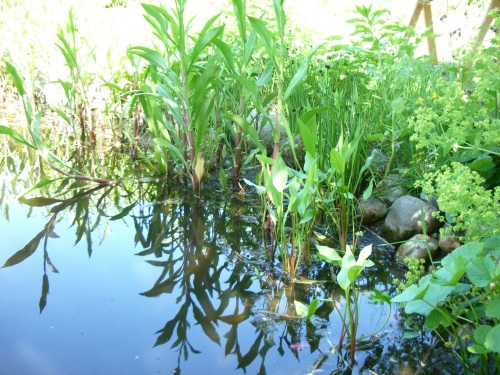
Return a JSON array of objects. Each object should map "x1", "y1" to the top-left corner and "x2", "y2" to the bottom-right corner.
[
  {"x1": 330, "y1": 149, "x2": 344, "y2": 175},
  {"x1": 467, "y1": 255, "x2": 495, "y2": 287},
  {"x1": 316, "y1": 245, "x2": 343, "y2": 264},
  {"x1": 358, "y1": 244, "x2": 373, "y2": 265},
  {"x1": 272, "y1": 154, "x2": 288, "y2": 193},
  {"x1": 469, "y1": 156, "x2": 492, "y2": 171},
  {"x1": 242, "y1": 179, "x2": 266, "y2": 195},
  {"x1": 362, "y1": 179, "x2": 373, "y2": 201},
  {"x1": 468, "y1": 344, "x2": 489, "y2": 354},
  {"x1": 402, "y1": 331, "x2": 419, "y2": 339},
  {"x1": 486, "y1": 297, "x2": 500, "y2": 319},
  {"x1": 392, "y1": 275, "x2": 432, "y2": 303},
  {"x1": 474, "y1": 325, "x2": 492, "y2": 346},
  {"x1": 391, "y1": 97, "x2": 405, "y2": 114},
  {"x1": 294, "y1": 300, "x2": 309, "y2": 317},
  {"x1": 424, "y1": 309, "x2": 450, "y2": 330},
  {"x1": 485, "y1": 325, "x2": 500, "y2": 353},
  {"x1": 298, "y1": 119, "x2": 316, "y2": 157}
]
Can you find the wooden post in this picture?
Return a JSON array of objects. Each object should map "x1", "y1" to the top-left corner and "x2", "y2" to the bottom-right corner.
[
  {"x1": 474, "y1": 0, "x2": 500, "y2": 47},
  {"x1": 404, "y1": 0, "x2": 438, "y2": 65},
  {"x1": 423, "y1": 2, "x2": 438, "y2": 64},
  {"x1": 405, "y1": 0, "x2": 425, "y2": 34}
]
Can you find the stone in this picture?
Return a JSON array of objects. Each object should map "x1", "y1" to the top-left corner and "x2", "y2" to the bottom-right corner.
[
  {"x1": 357, "y1": 197, "x2": 387, "y2": 224},
  {"x1": 396, "y1": 234, "x2": 439, "y2": 262},
  {"x1": 248, "y1": 112, "x2": 286, "y2": 155},
  {"x1": 382, "y1": 196, "x2": 442, "y2": 242},
  {"x1": 377, "y1": 173, "x2": 408, "y2": 205},
  {"x1": 368, "y1": 149, "x2": 388, "y2": 175},
  {"x1": 439, "y1": 235, "x2": 462, "y2": 253},
  {"x1": 280, "y1": 135, "x2": 305, "y2": 168}
]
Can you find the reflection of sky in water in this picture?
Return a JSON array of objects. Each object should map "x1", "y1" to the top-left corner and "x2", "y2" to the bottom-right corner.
[
  {"x1": 0, "y1": 199, "x2": 321, "y2": 374},
  {"x1": 0, "y1": 191, "x2": 462, "y2": 375}
]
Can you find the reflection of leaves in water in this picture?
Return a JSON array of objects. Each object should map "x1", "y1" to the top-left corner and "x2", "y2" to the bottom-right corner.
[
  {"x1": 1, "y1": 230, "x2": 46, "y2": 268},
  {"x1": 19, "y1": 197, "x2": 63, "y2": 207},
  {"x1": 39, "y1": 274, "x2": 49, "y2": 313},
  {"x1": 192, "y1": 303, "x2": 220, "y2": 345}
]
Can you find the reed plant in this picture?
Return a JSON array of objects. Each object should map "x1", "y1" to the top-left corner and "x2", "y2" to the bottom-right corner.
[{"x1": 129, "y1": 1, "x2": 226, "y2": 193}]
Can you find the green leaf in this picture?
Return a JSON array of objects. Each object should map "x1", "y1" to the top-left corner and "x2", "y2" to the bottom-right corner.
[
  {"x1": 17, "y1": 179, "x2": 59, "y2": 200},
  {"x1": 402, "y1": 331, "x2": 419, "y2": 339},
  {"x1": 362, "y1": 179, "x2": 373, "y2": 201},
  {"x1": 484, "y1": 325, "x2": 500, "y2": 353},
  {"x1": 467, "y1": 255, "x2": 496, "y2": 287},
  {"x1": 330, "y1": 148, "x2": 345, "y2": 175},
  {"x1": 189, "y1": 25, "x2": 223, "y2": 71},
  {"x1": 256, "y1": 61, "x2": 274, "y2": 86},
  {"x1": 5, "y1": 61, "x2": 25, "y2": 96},
  {"x1": 0, "y1": 125, "x2": 35, "y2": 149},
  {"x1": 316, "y1": 245, "x2": 342, "y2": 264},
  {"x1": 128, "y1": 46, "x2": 168, "y2": 70},
  {"x1": 424, "y1": 309, "x2": 449, "y2": 330},
  {"x1": 272, "y1": 154, "x2": 288, "y2": 193},
  {"x1": 284, "y1": 44, "x2": 322, "y2": 100},
  {"x1": 154, "y1": 138, "x2": 189, "y2": 168},
  {"x1": 486, "y1": 297, "x2": 500, "y2": 319},
  {"x1": 294, "y1": 300, "x2": 309, "y2": 317},
  {"x1": 243, "y1": 178, "x2": 266, "y2": 195},
  {"x1": 212, "y1": 39, "x2": 236, "y2": 74},
  {"x1": 248, "y1": 17, "x2": 277, "y2": 67},
  {"x1": 469, "y1": 156, "x2": 492, "y2": 172}
]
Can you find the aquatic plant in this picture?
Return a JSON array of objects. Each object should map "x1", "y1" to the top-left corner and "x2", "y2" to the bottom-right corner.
[
  {"x1": 295, "y1": 243, "x2": 391, "y2": 370},
  {"x1": 393, "y1": 237, "x2": 500, "y2": 374},
  {"x1": 129, "y1": 0, "x2": 225, "y2": 193}
]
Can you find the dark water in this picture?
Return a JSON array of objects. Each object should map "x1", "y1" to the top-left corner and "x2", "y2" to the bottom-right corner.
[{"x1": 0, "y1": 171, "x2": 460, "y2": 375}]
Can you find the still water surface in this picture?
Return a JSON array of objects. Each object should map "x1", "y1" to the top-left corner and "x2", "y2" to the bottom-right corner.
[{"x1": 0, "y1": 177, "x2": 458, "y2": 375}]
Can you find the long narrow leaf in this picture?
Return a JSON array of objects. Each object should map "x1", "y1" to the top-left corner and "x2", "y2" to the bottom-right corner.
[
  {"x1": 0, "y1": 125, "x2": 35, "y2": 149},
  {"x1": 284, "y1": 44, "x2": 321, "y2": 100},
  {"x1": 5, "y1": 61, "x2": 25, "y2": 96}
]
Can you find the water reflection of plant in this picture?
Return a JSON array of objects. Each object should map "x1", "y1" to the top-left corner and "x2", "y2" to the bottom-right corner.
[{"x1": 1, "y1": 182, "x2": 115, "y2": 311}]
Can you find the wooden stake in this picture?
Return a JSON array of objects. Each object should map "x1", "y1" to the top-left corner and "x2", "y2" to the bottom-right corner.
[
  {"x1": 473, "y1": 0, "x2": 500, "y2": 47},
  {"x1": 404, "y1": 0, "x2": 438, "y2": 65},
  {"x1": 423, "y1": 2, "x2": 438, "y2": 64}
]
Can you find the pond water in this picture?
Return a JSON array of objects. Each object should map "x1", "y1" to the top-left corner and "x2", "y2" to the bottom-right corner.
[{"x1": 0, "y1": 164, "x2": 461, "y2": 375}]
